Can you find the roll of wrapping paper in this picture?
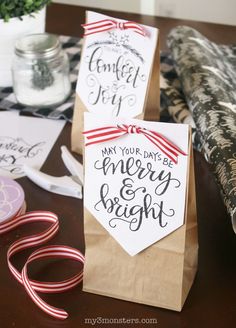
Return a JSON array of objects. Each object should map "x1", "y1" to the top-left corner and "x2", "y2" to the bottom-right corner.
[
  {"x1": 0, "y1": 176, "x2": 84, "y2": 320},
  {"x1": 166, "y1": 26, "x2": 236, "y2": 232}
]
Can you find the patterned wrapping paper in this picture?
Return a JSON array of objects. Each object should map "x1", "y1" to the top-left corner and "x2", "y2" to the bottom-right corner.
[
  {"x1": 160, "y1": 52, "x2": 202, "y2": 152},
  {"x1": 165, "y1": 26, "x2": 236, "y2": 232}
]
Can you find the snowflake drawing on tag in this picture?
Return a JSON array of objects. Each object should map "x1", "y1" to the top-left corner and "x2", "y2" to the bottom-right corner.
[{"x1": 108, "y1": 31, "x2": 129, "y2": 46}]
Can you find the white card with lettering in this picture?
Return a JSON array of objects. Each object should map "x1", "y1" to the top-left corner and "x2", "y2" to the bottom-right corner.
[
  {"x1": 84, "y1": 113, "x2": 189, "y2": 256},
  {"x1": 0, "y1": 111, "x2": 65, "y2": 179},
  {"x1": 76, "y1": 11, "x2": 158, "y2": 117}
]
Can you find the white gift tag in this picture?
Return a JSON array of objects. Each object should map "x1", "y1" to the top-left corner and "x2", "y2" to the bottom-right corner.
[
  {"x1": 0, "y1": 112, "x2": 65, "y2": 179},
  {"x1": 76, "y1": 11, "x2": 158, "y2": 117},
  {"x1": 84, "y1": 113, "x2": 189, "y2": 256}
]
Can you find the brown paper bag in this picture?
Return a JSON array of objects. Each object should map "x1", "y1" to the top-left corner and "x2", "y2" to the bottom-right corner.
[
  {"x1": 71, "y1": 13, "x2": 160, "y2": 155},
  {"x1": 83, "y1": 132, "x2": 198, "y2": 311}
]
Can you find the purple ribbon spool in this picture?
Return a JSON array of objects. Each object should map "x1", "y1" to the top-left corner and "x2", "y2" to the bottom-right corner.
[{"x1": 0, "y1": 176, "x2": 25, "y2": 224}]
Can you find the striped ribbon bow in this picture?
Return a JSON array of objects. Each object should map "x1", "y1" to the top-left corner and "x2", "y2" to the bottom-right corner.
[
  {"x1": 82, "y1": 19, "x2": 146, "y2": 36},
  {"x1": 83, "y1": 124, "x2": 186, "y2": 164},
  {"x1": 0, "y1": 207, "x2": 84, "y2": 320}
]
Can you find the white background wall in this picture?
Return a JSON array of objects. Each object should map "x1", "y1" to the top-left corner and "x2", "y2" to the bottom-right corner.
[{"x1": 53, "y1": 0, "x2": 236, "y2": 26}]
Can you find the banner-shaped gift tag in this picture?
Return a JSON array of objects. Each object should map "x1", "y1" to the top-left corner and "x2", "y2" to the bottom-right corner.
[
  {"x1": 84, "y1": 113, "x2": 189, "y2": 256},
  {"x1": 72, "y1": 11, "x2": 160, "y2": 154}
]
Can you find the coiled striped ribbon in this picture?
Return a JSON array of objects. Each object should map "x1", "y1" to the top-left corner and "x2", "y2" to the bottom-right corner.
[
  {"x1": 82, "y1": 19, "x2": 146, "y2": 36},
  {"x1": 0, "y1": 205, "x2": 84, "y2": 320},
  {"x1": 83, "y1": 124, "x2": 186, "y2": 164}
]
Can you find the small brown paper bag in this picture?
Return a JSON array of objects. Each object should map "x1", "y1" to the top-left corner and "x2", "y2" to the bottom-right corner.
[
  {"x1": 71, "y1": 11, "x2": 160, "y2": 155},
  {"x1": 82, "y1": 121, "x2": 198, "y2": 311}
]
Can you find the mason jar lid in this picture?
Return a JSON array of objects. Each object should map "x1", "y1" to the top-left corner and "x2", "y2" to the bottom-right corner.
[{"x1": 15, "y1": 33, "x2": 61, "y2": 59}]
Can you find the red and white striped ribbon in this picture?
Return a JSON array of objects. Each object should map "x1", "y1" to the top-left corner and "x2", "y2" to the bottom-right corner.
[
  {"x1": 83, "y1": 124, "x2": 186, "y2": 164},
  {"x1": 82, "y1": 19, "x2": 146, "y2": 36},
  {"x1": 0, "y1": 206, "x2": 84, "y2": 320}
]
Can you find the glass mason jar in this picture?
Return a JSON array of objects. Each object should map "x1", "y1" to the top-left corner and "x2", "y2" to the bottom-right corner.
[{"x1": 12, "y1": 33, "x2": 71, "y2": 107}]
